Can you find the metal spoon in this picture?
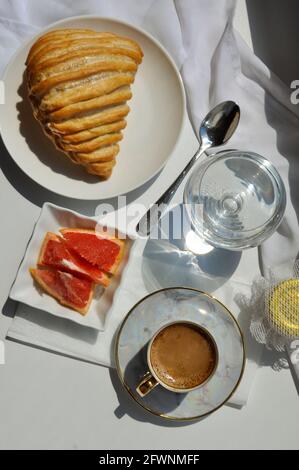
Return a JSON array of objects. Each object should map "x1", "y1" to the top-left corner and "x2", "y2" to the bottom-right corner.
[{"x1": 136, "y1": 100, "x2": 240, "y2": 236}]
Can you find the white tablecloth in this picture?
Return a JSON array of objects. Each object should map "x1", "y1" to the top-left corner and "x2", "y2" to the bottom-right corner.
[{"x1": 2, "y1": 0, "x2": 299, "y2": 408}]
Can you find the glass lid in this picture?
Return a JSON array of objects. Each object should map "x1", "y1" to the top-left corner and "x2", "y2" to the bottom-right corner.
[{"x1": 184, "y1": 150, "x2": 286, "y2": 250}]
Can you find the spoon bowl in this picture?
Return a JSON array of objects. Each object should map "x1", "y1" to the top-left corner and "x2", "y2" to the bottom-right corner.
[{"x1": 199, "y1": 101, "x2": 240, "y2": 149}]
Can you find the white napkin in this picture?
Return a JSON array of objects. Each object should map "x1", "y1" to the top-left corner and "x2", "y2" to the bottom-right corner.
[{"x1": 2, "y1": 0, "x2": 299, "y2": 407}]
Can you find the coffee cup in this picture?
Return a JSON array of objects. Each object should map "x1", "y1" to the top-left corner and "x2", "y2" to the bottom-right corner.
[{"x1": 136, "y1": 320, "x2": 218, "y2": 397}]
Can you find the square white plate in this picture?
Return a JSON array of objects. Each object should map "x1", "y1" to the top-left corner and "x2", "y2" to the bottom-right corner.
[{"x1": 9, "y1": 203, "x2": 133, "y2": 330}]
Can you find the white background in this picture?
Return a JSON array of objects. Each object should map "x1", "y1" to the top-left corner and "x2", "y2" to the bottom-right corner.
[{"x1": 0, "y1": 0, "x2": 298, "y2": 449}]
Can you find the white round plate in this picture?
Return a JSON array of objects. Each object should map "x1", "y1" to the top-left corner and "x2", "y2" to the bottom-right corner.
[{"x1": 0, "y1": 16, "x2": 185, "y2": 200}]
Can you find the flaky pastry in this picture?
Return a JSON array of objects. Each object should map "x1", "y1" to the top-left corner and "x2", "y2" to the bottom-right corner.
[{"x1": 26, "y1": 28, "x2": 143, "y2": 179}]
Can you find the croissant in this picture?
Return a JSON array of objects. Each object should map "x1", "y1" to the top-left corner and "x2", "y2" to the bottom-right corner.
[{"x1": 26, "y1": 28, "x2": 143, "y2": 179}]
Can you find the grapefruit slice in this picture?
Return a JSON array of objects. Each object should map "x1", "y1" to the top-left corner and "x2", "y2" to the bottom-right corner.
[
  {"x1": 30, "y1": 268, "x2": 94, "y2": 315},
  {"x1": 60, "y1": 228, "x2": 125, "y2": 274},
  {"x1": 38, "y1": 232, "x2": 110, "y2": 287}
]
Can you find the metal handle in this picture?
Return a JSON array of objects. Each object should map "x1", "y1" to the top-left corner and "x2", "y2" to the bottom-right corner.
[
  {"x1": 136, "y1": 372, "x2": 159, "y2": 397},
  {"x1": 136, "y1": 146, "x2": 207, "y2": 236}
]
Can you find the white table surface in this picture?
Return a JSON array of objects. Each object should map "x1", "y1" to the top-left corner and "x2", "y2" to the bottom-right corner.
[{"x1": 0, "y1": 1, "x2": 298, "y2": 450}]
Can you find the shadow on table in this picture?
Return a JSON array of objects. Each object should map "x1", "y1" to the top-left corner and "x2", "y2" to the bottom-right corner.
[
  {"x1": 141, "y1": 203, "x2": 241, "y2": 294},
  {"x1": 246, "y1": 0, "x2": 299, "y2": 87},
  {"x1": 264, "y1": 83, "x2": 299, "y2": 227},
  {"x1": 250, "y1": 2, "x2": 299, "y2": 390},
  {"x1": 109, "y1": 367, "x2": 209, "y2": 427},
  {"x1": 2, "y1": 297, "x2": 18, "y2": 318},
  {"x1": 241, "y1": 1, "x2": 299, "y2": 395},
  {"x1": 246, "y1": 0, "x2": 299, "y2": 225}
]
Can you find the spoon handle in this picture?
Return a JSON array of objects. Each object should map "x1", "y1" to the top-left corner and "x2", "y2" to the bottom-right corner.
[{"x1": 136, "y1": 145, "x2": 207, "y2": 236}]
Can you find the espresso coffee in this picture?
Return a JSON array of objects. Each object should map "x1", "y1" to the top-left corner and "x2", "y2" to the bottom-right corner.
[{"x1": 150, "y1": 322, "x2": 217, "y2": 390}]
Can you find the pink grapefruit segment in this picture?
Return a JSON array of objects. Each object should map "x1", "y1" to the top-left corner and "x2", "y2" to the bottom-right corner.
[
  {"x1": 38, "y1": 232, "x2": 110, "y2": 287},
  {"x1": 60, "y1": 228, "x2": 125, "y2": 274},
  {"x1": 30, "y1": 267, "x2": 94, "y2": 315}
]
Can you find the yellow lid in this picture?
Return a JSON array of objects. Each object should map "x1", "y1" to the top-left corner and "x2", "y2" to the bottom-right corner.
[{"x1": 268, "y1": 279, "x2": 299, "y2": 337}]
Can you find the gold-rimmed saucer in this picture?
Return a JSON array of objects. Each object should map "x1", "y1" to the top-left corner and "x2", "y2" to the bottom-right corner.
[{"x1": 115, "y1": 287, "x2": 245, "y2": 421}]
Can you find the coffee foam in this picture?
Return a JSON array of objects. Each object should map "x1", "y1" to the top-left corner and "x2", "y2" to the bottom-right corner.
[{"x1": 150, "y1": 323, "x2": 216, "y2": 389}]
